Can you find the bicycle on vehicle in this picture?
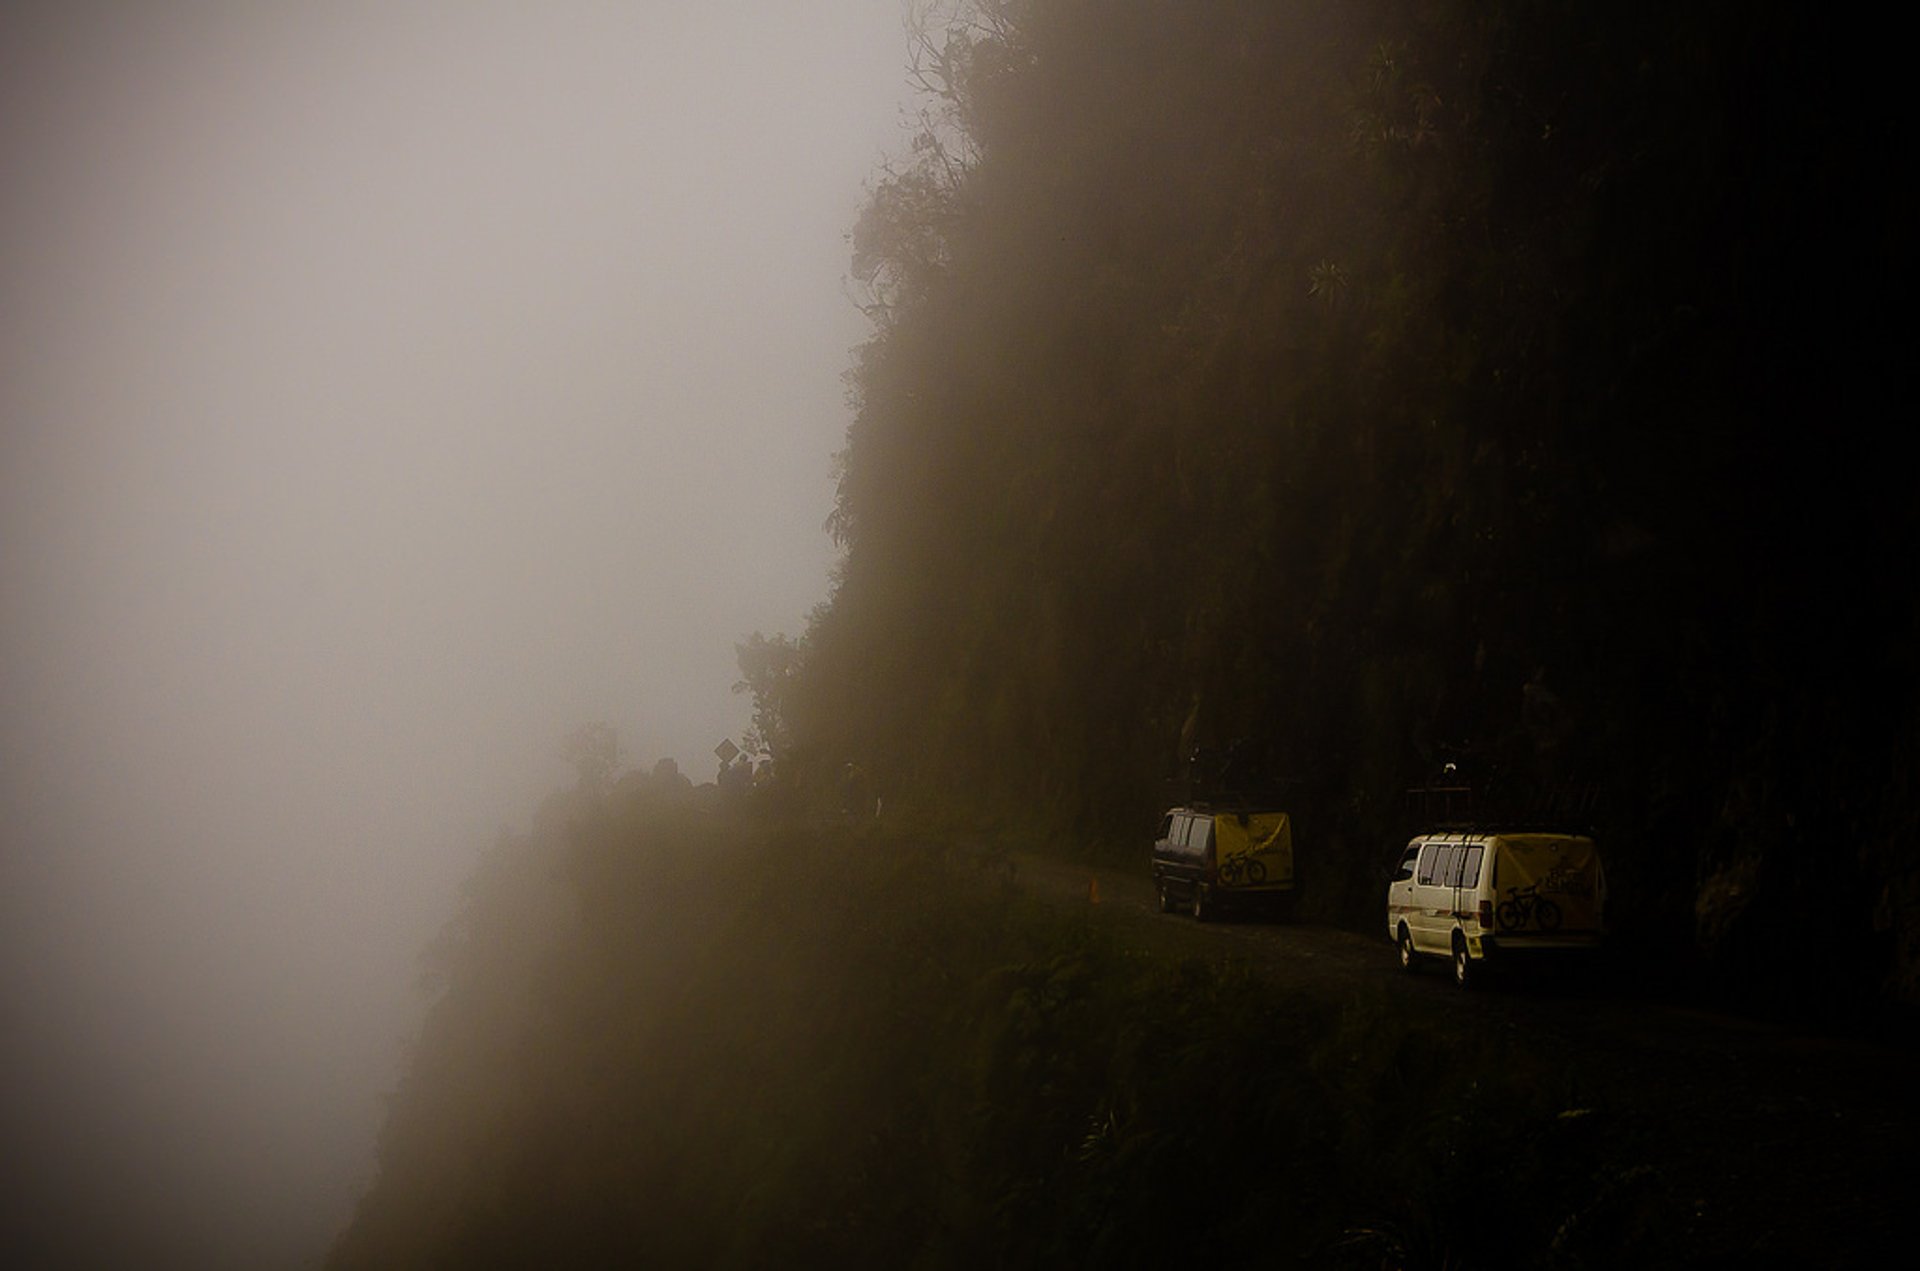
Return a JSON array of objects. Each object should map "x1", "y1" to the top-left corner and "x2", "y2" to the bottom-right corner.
[
  {"x1": 1496, "y1": 883, "x2": 1562, "y2": 932},
  {"x1": 1216, "y1": 851, "x2": 1268, "y2": 888}
]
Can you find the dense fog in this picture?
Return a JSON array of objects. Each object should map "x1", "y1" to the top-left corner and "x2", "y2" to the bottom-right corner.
[
  {"x1": 6, "y1": 0, "x2": 1912, "y2": 1265},
  {"x1": 0, "y1": 4, "x2": 915, "y2": 1265}
]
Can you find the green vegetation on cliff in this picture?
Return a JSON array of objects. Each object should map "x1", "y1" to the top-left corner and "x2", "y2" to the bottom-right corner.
[
  {"x1": 753, "y1": 0, "x2": 1915, "y2": 1003},
  {"x1": 332, "y1": 791, "x2": 1708, "y2": 1268},
  {"x1": 335, "y1": 4, "x2": 1915, "y2": 1261}
]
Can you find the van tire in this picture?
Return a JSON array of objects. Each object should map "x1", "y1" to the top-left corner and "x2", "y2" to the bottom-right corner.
[
  {"x1": 1397, "y1": 925, "x2": 1417, "y2": 972},
  {"x1": 1451, "y1": 933, "x2": 1475, "y2": 989},
  {"x1": 1192, "y1": 887, "x2": 1212, "y2": 922},
  {"x1": 1157, "y1": 882, "x2": 1176, "y2": 914}
]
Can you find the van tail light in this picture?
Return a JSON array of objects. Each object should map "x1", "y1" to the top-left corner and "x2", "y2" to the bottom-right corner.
[{"x1": 1478, "y1": 899, "x2": 1494, "y2": 930}]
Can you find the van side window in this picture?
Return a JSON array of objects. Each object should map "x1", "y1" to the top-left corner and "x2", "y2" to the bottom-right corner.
[
  {"x1": 1191, "y1": 818, "x2": 1213, "y2": 851},
  {"x1": 1460, "y1": 845, "x2": 1485, "y2": 888},
  {"x1": 1415, "y1": 843, "x2": 1440, "y2": 885}
]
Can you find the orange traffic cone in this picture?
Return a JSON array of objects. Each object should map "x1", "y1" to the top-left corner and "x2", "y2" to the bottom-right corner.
[{"x1": 1088, "y1": 875, "x2": 1102, "y2": 905}]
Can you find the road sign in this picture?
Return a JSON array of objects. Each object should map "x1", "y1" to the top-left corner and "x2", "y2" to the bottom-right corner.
[{"x1": 713, "y1": 738, "x2": 740, "y2": 763}]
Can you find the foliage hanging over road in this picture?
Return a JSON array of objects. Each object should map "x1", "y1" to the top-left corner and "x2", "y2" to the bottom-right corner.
[{"x1": 751, "y1": 0, "x2": 1915, "y2": 1004}]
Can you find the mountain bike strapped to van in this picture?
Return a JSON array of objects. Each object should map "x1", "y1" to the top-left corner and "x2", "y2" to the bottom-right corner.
[
  {"x1": 1215, "y1": 850, "x2": 1267, "y2": 887},
  {"x1": 1496, "y1": 883, "x2": 1562, "y2": 933}
]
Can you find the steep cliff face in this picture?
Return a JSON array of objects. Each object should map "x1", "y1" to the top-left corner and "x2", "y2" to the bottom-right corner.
[{"x1": 764, "y1": 0, "x2": 1917, "y2": 1005}]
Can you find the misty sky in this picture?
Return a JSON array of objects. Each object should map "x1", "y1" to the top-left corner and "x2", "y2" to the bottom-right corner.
[{"x1": 1, "y1": 4, "x2": 919, "y2": 1265}]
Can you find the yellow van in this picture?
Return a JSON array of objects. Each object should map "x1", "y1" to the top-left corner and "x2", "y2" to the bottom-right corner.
[
  {"x1": 1153, "y1": 806, "x2": 1296, "y2": 920},
  {"x1": 1385, "y1": 830, "x2": 1605, "y2": 986}
]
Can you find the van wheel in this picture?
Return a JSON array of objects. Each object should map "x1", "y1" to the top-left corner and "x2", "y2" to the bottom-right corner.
[
  {"x1": 1157, "y1": 882, "x2": 1176, "y2": 914},
  {"x1": 1397, "y1": 925, "x2": 1417, "y2": 972},
  {"x1": 1192, "y1": 887, "x2": 1212, "y2": 922},
  {"x1": 1451, "y1": 933, "x2": 1475, "y2": 989}
]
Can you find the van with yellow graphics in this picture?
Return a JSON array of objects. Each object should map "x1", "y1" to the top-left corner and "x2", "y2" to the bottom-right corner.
[
  {"x1": 1385, "y1": 830, "x2": 1606, "y2": 987},
  {"x1": 1152, "y1": 806, "x2": 1296, "y2": 921}
]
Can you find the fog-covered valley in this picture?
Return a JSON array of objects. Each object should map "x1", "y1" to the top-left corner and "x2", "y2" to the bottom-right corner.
[{"x1": 1, "y1": 5, "x2": 915, "y2": 1265}]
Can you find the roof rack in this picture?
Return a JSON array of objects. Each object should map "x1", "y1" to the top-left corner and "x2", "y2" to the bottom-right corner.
[
  {"x1": 1416, "y1": 819, "x2": 1599, "y2": 837},
  {"x1": 1406, "y1": 777, "x2": 1603, "y2": 832},
  {"x1": 1182, "y1": 797, "x2": 1289, "y2": 816},
  {"x1": 1404, "y1": 784, "x2": 1475, "y2": 822}
]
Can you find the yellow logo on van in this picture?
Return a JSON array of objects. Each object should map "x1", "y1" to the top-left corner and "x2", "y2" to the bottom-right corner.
[
  {"x1": 1213, "y1": 813, "x2": 1294, "y2": 890},
  {"x1": 1494, "y1": 836, "x2": 1602, "y2": 932}
]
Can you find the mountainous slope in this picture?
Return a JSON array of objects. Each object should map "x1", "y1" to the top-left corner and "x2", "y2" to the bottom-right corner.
[
  {"x1": 764, "y1": 0, "x2": 1916, "y2": 1004},
  {"x1": 332, "y1": 790, "x2": 1911, "y2": 1266}
]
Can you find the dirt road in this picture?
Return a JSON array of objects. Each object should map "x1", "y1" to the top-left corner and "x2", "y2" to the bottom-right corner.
[{"x1": 1009, "y1": 849, "x2": 1913, "y2": 1263}]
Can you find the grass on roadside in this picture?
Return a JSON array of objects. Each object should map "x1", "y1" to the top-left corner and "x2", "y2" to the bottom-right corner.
[{"x1": 334, "y1": 801, "x2": 1690, "y2": 1268}]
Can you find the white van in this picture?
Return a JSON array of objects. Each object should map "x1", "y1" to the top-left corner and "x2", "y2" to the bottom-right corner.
[{"x1": 1385, "y1": 830, "x2": 1606, "y2": 986}]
